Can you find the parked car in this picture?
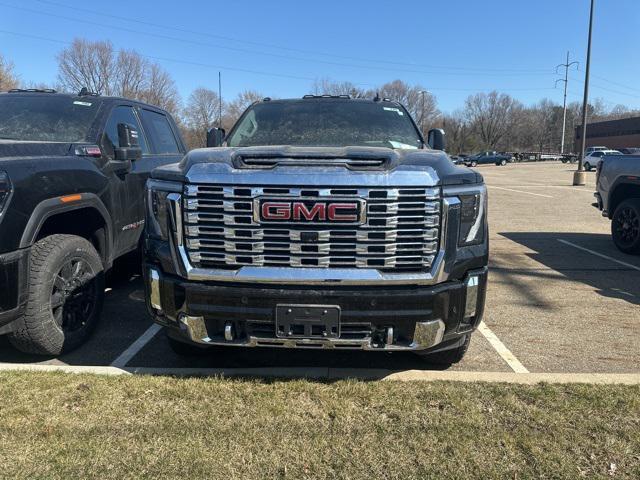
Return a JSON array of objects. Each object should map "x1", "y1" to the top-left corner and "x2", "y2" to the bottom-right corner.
[
  {"x1": 594, "y1": 154, "x2": 640, "y2": 254},
  {"x1": 466, "y1": 151, "x2": 513, "y2": 167},
  {"x1": 144, "y1": 95, "x2": 488, "y2": 365},
  {"x1": 582, "y1": 149, "x2": 623, "y2": 171},
  {"x1": 0, "y1": 89, "x2": 186, "y2": 355},
  {"x1": 585, "y1": 146, "x2": 608, "y2": 154},
  {"x1": 448, "y1": 154, "x2": 467, "y2": 166},
  {"x1": 618, "y1": 147, "x2": 640, "y2": 155}
]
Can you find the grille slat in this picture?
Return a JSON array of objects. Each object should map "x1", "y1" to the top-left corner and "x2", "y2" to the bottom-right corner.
[{"x1": 183, "y1": 184, "x2": 441, "y2": 272}]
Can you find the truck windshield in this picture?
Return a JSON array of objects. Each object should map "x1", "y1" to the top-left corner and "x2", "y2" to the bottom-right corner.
[
  {"x1": 226, "y1": 100, "x2": 423, "y2": 149},
  {"x1": 0, "y1": 95, "x2": 100, "y2": 142}
]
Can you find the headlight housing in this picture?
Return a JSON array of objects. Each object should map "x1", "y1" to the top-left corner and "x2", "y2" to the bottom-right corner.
[
  {"x1": 0, "y1": 171, "x2": 12, "y2": 215},
  {"x1": 456, "y1": 186, "x2": 487, "y2": 246},
  {"x1": 146, "y1": 179, "x2": 182, "y2": 240}
]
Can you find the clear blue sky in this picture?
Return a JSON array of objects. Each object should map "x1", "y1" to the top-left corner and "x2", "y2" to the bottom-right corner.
[{"x1": 1, "y1": 0, "x2": 639, "y2": 113}]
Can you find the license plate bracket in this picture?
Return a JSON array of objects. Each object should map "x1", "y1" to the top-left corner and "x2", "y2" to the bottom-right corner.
[{"x1": 275, "y1": 304, "x2": 341, "y2": 338}]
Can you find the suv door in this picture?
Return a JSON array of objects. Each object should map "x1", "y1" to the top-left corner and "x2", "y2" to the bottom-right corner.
[{"x1": 103, "y1": 104, "x2": 151, "y2": 255}]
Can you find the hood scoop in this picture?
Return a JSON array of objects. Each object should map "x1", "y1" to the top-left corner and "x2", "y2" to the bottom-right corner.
[{"x1": 231, "y1": 146, "x2": 397, "y2": 170}]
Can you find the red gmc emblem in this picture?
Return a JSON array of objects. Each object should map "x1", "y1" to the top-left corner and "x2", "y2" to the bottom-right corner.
[{"x1": 255, "y1": 198, "x2": 365, "y2": 224}]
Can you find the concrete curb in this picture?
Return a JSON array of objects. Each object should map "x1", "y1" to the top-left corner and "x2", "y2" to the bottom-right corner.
[{"x1": 1, "y1": 362, "x2": 640, "y2": 384}]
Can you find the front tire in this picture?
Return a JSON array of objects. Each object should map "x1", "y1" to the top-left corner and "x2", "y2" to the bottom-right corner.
[
  {"x1": 470, "y1": 161, "x2": 478, "y2": 167},
  {"x1": 8, "y1": 234, "x2": 104, "y2": 356},
  {"x1": 611, "y1": 199, "x2": 640, "y2": 254},
  {"x1": 499, "y1": 159, "x2": 507, "y2": 166},
  {"x1": 584, "y1": 162, "x2": 592, "y2": 171}
]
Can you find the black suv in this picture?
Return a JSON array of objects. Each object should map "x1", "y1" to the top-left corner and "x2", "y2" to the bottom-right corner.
[{"x1": 0, "y1": 89, "x2": 186, "y2": 355}]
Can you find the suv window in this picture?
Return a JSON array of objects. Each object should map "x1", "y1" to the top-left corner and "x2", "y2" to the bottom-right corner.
[
  {"x1": 104, "y1": 105, "x2": 148, "y2": 156},
  {"x1": 592, "y1": 151, "x2": 604, "y2": 157},
  {"x1": 140, "y1": 109, "x2": 180, "y2": 154}
]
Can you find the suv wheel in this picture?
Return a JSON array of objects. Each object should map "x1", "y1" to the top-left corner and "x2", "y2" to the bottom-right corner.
[
  {"x1": 470, "y1": 161, "x2": 478, "y2": 167},
  {"x1": 611, "y1": 199, "x2": 640, "y2": 254},
  {"x1": 415, "y1": 335, "x2": 471, "y2": 366},
  {"x1": 498, "y1": 159, "x2": 507, "y2": 166},
  {"x1": 584, "y1": 162, "x2": 592, "y2": 171},
  {"x1": 8, "y1": 234, "x2": 104, "y2": 355}
]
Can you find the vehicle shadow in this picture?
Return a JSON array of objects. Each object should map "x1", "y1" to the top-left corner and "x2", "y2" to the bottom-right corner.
[{"x1": 499, "y1": 231, "x2": 640, "y2": 307}]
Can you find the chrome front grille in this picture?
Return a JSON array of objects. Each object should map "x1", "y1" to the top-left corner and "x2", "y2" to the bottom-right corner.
[{"x1": 182, "y1": 184, "x2": 441, "y2": 272}]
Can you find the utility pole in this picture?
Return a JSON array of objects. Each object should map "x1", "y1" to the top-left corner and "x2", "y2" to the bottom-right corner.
[
  {"x1": 218, "y1": 71, "x2": 222, "y2": 128},
  {"x1": 555, "y1": 52, "x2": 579, "y2": 154},
  {"x1": 574, "y1": 0, "x2": 595, "y2": 186}
]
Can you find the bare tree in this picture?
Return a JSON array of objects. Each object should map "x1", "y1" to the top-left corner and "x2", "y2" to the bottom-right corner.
[
  {"x1": 224, "y1": 90, "x2": 264, "y2": 128},
  {"x1": 311, "y1": 78, "x2": 367, "y2": 98},
  {"x1": 372, "y1": 80, "x2": 439, "y2": 135},
  {"x1": 57, "y1": 39, "x2": 116, "y2": 95},
  {"x1": 56, "y1": 38, "x2": 180, "y2": 115},
  {"x1": 0, "y1": 54, "x2": 19, "y2": 91},
  {"x1": 138, "y1": 63, "x2": 180, "y2": 115},
  {"x1": 463, "y1": 91, "x2": 522, "y2": 149},
  {"x1": 182, "y1": 88, "x2": 223, "y2": 148}
]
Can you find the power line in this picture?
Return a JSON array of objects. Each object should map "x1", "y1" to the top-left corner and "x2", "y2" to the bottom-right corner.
[
  {"x1": 32, "y1": 0, "x2": 555, "y2": 74},
  {"x1": 0, "y1": 29, "x2": 570, "y2": 96},
  {"x1": 0, "y1": 29, "x2": 322, "y2": 82}
]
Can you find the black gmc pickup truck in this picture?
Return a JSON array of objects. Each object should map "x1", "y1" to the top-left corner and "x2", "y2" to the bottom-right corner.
[
  {"x1": 0, "y1": 90, "x2": 185, "y2": 355},
  {"x1": 144, "y1": 96, "x2": 488, "y2": 365}
]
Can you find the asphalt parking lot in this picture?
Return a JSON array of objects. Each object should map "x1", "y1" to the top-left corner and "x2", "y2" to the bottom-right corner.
[{"x1": 1, "y1": 161, "x2": 638, "y2": 374}]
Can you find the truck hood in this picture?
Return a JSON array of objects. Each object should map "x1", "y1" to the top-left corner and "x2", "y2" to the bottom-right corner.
[
  {"x1": 0, "y1": 140, "x2": 73, "y2": 160},
  {"x1": 152, "y1": 146, "x2": 482, "y2": 186}
]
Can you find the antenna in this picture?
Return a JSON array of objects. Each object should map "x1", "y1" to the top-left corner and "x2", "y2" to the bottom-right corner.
[{"x1": 218, "y1": 71, "x2": 222, "y2": 128}]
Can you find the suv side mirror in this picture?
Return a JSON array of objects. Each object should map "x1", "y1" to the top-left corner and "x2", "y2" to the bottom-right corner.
[
  {"x1": 207, "y1": 127, "x2": 226, "y2": 147},
  {"x1": 115, "y1": 123, "x2": 142, "y2": 161},
  {"x1": 427, "y1": 128, "x2": 446, "y2": 151}
]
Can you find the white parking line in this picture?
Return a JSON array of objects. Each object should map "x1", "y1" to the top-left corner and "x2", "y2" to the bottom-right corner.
[
  {"x1": 111, "y1": 324, "x2": 162, "y2": 368},
  {"x1": 489, "y1": 186, "x2": 554, "y2": 198},
  {"x1": 558, "y1": 239, "x2": 640, "y2": 272},
  {"x1": 478, "y1": 321, "x2": 529, "y2": 373}
]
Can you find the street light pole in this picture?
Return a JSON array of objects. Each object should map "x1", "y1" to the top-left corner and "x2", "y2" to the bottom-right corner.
[{"x1": 574, "y1": 0, "x2": 595, "y2": 186}]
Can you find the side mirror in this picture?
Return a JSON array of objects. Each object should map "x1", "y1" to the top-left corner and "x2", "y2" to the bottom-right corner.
[
  {"x1": 114, "y1": 123, "x2": 142, "y2": 161},
  {"x1": 427, "y1": 128, "x2": 446, "y2": 151},
  {"x1": 206, "y1": 127, "x2": 226, "y2": 147}
]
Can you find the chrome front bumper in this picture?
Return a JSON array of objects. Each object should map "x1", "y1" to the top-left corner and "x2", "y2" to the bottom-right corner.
[{"x1": 176, "y1": 314, "x2": 445, "y2": 352}]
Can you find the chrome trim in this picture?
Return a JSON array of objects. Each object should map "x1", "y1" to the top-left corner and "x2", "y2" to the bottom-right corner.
[
  {"x1": 177, "y1": 315, "x2": 445, "y2": 351},
  {"x1": 148, "y1": 269, "x2": 162, "y2": 311},
  {"x1": 251, "y1": 196, "x2": 367, "y2": 225},
  {"x1": 464, "y1": 274, "x2": 480, "y2": 319},
  {"x1": 168, "y1": 195, "x2": 455, "y2": 285}
]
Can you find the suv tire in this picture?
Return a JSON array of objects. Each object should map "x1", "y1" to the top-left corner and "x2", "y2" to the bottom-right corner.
[
  {"x1": 584, "y1": 161, "x2": 592, "y2": 171},
  {"x1": 611, "y1": 199, "x2": 640, "y2": 254},
  {"x1": 498, "y1": 159, "x2": 507, "y2": 166},
  {"x1": 415, "y1": 334, "x2": 471, "y2": 366},
  {"x1": 8, "y1": 234, "x2": 104, "y2": 356}
]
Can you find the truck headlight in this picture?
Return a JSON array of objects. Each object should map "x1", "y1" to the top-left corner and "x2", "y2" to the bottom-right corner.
[
  {"x1": 146, "y1": 179, "x2": 182, "y2": 240},
  {"x1": 0, "y1": 171, "x2": 11, "y2": 214},
  {"x1": 457, "y1": 186, "x2": 487, "y2": 246}
]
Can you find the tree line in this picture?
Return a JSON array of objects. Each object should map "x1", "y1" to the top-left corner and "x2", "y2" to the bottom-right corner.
[{"x1": 2, "y1": 38, "x2": 639, "y2": 153}]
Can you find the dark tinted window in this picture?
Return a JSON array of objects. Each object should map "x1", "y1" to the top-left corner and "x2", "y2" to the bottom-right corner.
[
  {"x1": 227, "y1": 100, "x2": 422, "y2": 149},
  {"x1": 104, "y1": 105, "x2": 148, "y2": 156},
  {"x1": 0, "y1": 95, "x2": 99, "y2": 142},
  {"x1": 141, "y1": 109, "x2": 180, "y2": 154}
]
